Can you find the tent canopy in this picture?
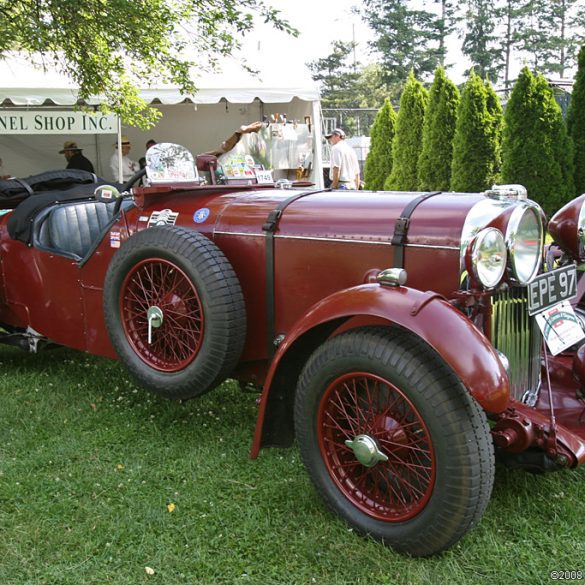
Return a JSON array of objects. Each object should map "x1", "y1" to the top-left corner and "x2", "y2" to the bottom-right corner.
[
  {"x1": 0, "y1": 55, "x2": 323, "y2": 185},
  {"x1": 0, "y1": 56, "x2": 320, "y2": 106}
]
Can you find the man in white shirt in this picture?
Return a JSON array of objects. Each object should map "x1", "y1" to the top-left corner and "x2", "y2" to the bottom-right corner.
[
  {"x1": 325, "y1": 128, "x2": 360, "y2": 190},
  {"x1": 110, "y1": 135, "x2": 139, "y2": 182}
]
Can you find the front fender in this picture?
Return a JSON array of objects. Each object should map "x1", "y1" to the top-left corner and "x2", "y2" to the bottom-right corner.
[{"x1": 251, "y1": 284, "x2": 509, "y2": 457}]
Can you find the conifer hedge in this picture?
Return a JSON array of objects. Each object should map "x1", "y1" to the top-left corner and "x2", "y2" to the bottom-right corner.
[
  {"x1": 418, "y1": 66, "x2": 460, "y2": 191},
  {"x1": 568, "y1": 46, "x2": 585, "y2": 196},
  {"x1": 363, "y1": 98, "x2": 397, "y2": 190},
  {"x1": 501, "y1": 67, "x2": 574, "y2": 216},
  {"x1": 384, "y1": 71, "x2": 428, "y2": 191},
  {"x1": 451, "y1": 71, "x2": 502, "y2": 192}
]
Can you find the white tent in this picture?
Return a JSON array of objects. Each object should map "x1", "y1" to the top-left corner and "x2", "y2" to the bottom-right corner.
[{"x1": 0, "y1": 56, "x2": 323, "y2": 186}]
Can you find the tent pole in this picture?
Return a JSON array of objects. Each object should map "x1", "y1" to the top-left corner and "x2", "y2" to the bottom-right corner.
[
  {"x1": 311, "y1": 99, "x2": 324, "y2": 189},
  {"x1": 117, "y1": 117, "x2": 123, "y2": 183},
  {"x1": 93, "y1": 106, "x2": 101, "y2": 175}
]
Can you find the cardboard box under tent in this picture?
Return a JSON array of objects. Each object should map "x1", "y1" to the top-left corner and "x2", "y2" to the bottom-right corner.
[{"x1": 0, "y1": 57, "x2": 323, "y2": 187}]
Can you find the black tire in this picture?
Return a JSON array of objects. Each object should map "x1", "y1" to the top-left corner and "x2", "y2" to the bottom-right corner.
[
  {"x1": 294, "y1": 326, "x2": 494, "y2": 557},
  {"x1": 103, "y1": 226, "x2": 246, "y2": 399}
]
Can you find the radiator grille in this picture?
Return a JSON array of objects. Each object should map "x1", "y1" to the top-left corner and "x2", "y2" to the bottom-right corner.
[{"x1": 491, "y1": 287, "x2": 542, "y2": 405}]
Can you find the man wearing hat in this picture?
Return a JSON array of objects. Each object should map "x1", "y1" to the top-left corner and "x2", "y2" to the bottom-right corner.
[
  {"x1": 324, "y1": 128, "x2": 360, "y2": 190},
  {"x1": 110, "y1": 135, "x2": 138, "y2": 183},
  {"x1": 59, "y1": 141, "x2": 95, "y2": 173}
]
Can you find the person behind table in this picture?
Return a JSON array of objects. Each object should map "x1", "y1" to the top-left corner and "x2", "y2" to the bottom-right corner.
[
  {"x1": 110, "y1": 135, "x2": 138, "y2": 182},
  {"x1": 59, "y1": 141, "x2": 95, "y2": 173},
  {"x1": 324, "y1": 128, "x2": 360, "y2": 190},
  {"x1": 139, "y1": 139, "x2": 157, "y2": 170}
]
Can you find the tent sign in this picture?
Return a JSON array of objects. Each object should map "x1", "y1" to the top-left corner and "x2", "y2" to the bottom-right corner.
[{"x1": 0, "y1": 111, "x2": 117, "y2": 135}]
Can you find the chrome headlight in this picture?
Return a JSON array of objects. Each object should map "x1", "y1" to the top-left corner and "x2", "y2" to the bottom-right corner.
[
  {"x1": 506, "y1": 204, "x2": 543, "y2": 284},
  {"x1": 468, "y1": 228, "x2": 507, "y2": 289}
]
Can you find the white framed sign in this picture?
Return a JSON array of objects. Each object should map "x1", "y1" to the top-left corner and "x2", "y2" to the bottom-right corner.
[
  {"x1": 0, "y1": 111, "x2": 117, "y2": 134},
  {"x1": 255, "y1": 169, "x2": 274, "y2": 184},
  {"x1": 535, "y1": 300, "x2": 585, "y2": 355}
]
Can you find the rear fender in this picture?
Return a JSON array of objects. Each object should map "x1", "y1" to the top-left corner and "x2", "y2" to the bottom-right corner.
[{"x1": 251, "y1": 283, "x2": 510, "y2": 457}]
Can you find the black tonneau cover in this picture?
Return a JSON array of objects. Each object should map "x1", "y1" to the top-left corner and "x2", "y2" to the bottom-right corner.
[
  {"x1": 0, "y1": 169, "x2": 99, "y2": 206},
  {"x1": 2, "y1": 170, "x2": 120, "y2": 244}
]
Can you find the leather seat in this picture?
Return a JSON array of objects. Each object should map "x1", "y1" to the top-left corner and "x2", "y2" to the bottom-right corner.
[{"x1": 37, "y1": 201, "x2": 114, "y2": 259}]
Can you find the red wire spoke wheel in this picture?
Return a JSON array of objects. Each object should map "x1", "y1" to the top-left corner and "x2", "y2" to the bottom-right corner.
[
  {"x1": 104, "y1": 226, "x2": 245, "y2": 399},
  {"x1": 295, "y1": 327, "x2": 494, "y2": 557},
  {"x1": 317, "y1": 372, "x2": 435, "y2": 522},
  {"x1": 120, "y1": 258, "x2": 204, "y2": 371}
]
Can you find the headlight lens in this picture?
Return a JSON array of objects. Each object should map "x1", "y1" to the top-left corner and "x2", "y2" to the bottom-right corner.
[
  {"x1": 469, "y1": 228, "x2": 507, "y2": 288},
  {"x1": 506, "y1": 205, "x2": 543, "y2": 284}
]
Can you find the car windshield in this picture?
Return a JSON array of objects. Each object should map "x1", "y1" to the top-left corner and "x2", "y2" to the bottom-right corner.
[{"x1": 145, "y1": 143, "x2": 199, "y2": 184}]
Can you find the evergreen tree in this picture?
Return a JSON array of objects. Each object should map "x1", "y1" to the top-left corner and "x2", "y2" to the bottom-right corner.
[
  {"x1": 515, "y1": 0, "x2": 584, "y2": 77},
  {"x1": 418, "y1": 66, "x2": 460, "y2": 191},
  {"x1": 461, "y1": 0, "x2": 505, "y2": 82},
  {"x1": 502, "y1": 0, "x2": 528, "y2": 90},
  {"x1": 432, "y1": 0, "x2": 461, "y2": 66},
  {"x1": 384, "y1": 72, "x2": 428, "y2": 191},
  {"x1": 308, "y1": 41, "x2": 362, "y2": 109},
  {"x1": 501, "y1": 67, "x2": 574, "y2": 215},
  {"x1": 364, "y1": 99, "x2": 397, "y2": 190},
  {"x1": 484, "y1": 78, "x2": 504, "y2": 180},
  {"x1": 451, "y1": 71, "x2": 502, "y2": 191},
  {"x1": 360, "y1": 0, "x2": 442, "y2": 85},
  {"x1": 568, "y1": 46, "x2": 585, "y2": 196}
]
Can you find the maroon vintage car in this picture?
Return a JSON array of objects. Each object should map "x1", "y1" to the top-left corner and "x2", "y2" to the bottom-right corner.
[{"x1": 0, "y1": 143, "x2": 584, "y2": 557}]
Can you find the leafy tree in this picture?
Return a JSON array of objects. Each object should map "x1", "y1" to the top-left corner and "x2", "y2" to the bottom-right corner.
[
  {"x1": 360, "y1": 0, "x2": 443, "y2": 85},
  {"x1": 568, "y1": 45, "x2": 585, "y2": 196},
  {"x1": 363, "y1": 99, "x2": 397, "y2": 190},
  {"x1": 0, "y1": 0, "x2": 295, "y2": 128},
  {"x1": 501, "y1": 67, "x2": 574, "y2": 215},
  {"x1": 384, "y1": 72, "x2": 428, "y2": 191},
  {"x1": 451, "y1": 71, "x2": 502, "y2": 191},
  {"x1": 418, "y1": 66, "x2": 460, "y2": 191},
  {"x1": 308, "y1": 41, "x2": 362, "y2": 109},
  {"x1": 355, "y1": 64, "x2": 402, "y2": 108}
]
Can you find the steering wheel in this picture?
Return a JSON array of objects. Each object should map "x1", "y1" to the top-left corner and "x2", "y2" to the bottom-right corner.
[
  {"x1": 111, "y1": 168, "x2": 147, "y2": 215},
  {"x1": 122, "y1": 167, "x2": 146, "y2": 191}
]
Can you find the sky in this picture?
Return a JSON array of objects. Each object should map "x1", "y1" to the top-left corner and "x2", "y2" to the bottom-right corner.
[
  {"x1": 239, "y1": 0, "x2": 529, "y2": 87},
  {"x1": 239, "y1": 0, "x2": 377, "y2": 77}
]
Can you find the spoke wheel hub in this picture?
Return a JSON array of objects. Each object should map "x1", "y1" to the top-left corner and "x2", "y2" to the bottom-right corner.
[
  {"x1": 120, "y1": 258, "x2": 204, "y2": 372},
  {"x1": 345, "y1": 435, "x2": 388, "y2": 467},
  {"x1": 318, "y1": 372, "x2": 436, "y2": 522}
]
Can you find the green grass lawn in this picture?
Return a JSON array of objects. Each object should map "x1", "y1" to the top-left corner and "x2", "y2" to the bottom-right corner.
[{"x1": 0, "y1": 346, "x2": 584, "y2": 585}]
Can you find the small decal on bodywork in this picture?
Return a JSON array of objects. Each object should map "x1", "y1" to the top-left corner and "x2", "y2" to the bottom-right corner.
[
  {"x1": 193, "y1": 208, "x2": 210, "y2": 224},
  {"x1": 148, "y1": 209, "x2": 179, "y2": 227},
  {"x1": 110, "y1": 231, "x2": 121, "y2": 248},
  {"x1": 138, "y1": 215, "x2": 149, "y2": 222}
]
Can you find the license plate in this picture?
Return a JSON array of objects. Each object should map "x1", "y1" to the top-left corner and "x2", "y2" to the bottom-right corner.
[{"x1": 528, "y1": 264, "x2": 578, "y2": 316}]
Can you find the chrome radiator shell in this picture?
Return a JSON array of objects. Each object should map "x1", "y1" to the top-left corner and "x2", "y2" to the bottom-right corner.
[{"x1": 491, "y1": 287, "x2": 542, "y2": 405}]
